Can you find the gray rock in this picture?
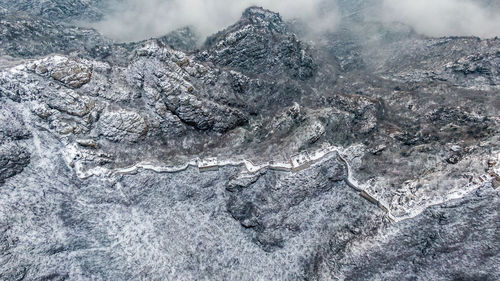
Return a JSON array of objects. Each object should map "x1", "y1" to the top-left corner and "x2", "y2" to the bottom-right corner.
[
  {"x1": 200, "y1": 7, "x2": 316, "y2": 80},
  {"x1": 0, "y1": 0, "x2": 106, "y2": 22},
  {"x1": 98, "y1": 110, "x2": 148, "y2": 142},
  {"x1": 0, "y1": 106, "x2": 31, "y2": 143},
  {"x1": 0, "y1": 143, "x2": 30, "y2": 184},
  {"x1": 0, "y1": 104, "x2": 31, "y2": 184},
  {"x1": 128, "y1": 39, "x2": 249, "y2": 133},
  {"x1": 46, "y1": 89, "x2": 95, "y2": 117},
  {"x1": 164, "y1": 92, "x2": 247, "y2": 133},
  {"x1": 0, "y1": 12, "x2": 112, "y2": 58},
  {"x1": 29, "y1": 55, "x2": 93, "y2": 89},
  {"x1": 0, "y1": 3, "x2": 499, "y2": 281}
]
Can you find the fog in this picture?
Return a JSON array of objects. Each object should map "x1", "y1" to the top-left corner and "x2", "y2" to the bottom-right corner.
[
  {"x1": 92, "y1": 0, "x2": 339, "y2": 42},
  {"x1": 92, "y1": 0, "x2": 500, "y2": 42},
  {"x1": 382, "y1": 0, "x2": 500, "y2": 38}
]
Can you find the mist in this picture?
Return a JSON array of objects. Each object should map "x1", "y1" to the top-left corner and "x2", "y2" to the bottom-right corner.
[
  {"x1": 91, "y1": 0, "x2": 500, "y2": 43},
  {"x1": 92, "y1": 0, "x2": 340, "y2": 42},
  {"x1": 382, "y1": 0, "x2": 500, "y2": 38}
]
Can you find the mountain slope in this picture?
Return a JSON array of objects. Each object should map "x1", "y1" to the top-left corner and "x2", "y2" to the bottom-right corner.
[{"x1": 0, "y1": 4, "x2": 499, "y2": 281}]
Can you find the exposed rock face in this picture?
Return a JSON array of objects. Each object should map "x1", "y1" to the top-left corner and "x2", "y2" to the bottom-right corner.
[
  {"x1": 201, "y1": 7, "x2": 316, "y2": 80},
  {"x1": 158, "y1": 27, "x2": 199, "y2": 51},
  {"x1": 0, "y1": 13, "x2": 111, "y2": 58},
  {"x1": 0, "y1": 0, "x2": 106, "y2": 22},
  {"x1": 0, "y1": 143, "x2": 30, "y2": 184},
  {"x1": 443, "y1": 51, "x2": 500, "y2": 88},
  {"x1": 0, "y1": 4, "x2": 499, "y2": 281},
  {"x1": 29, "y1": 55, "x2": 93, "y2": 89},
  {"x1": 99, "y1": 110, "x2": 148, "y2": 142},
  {"x1": 363, "y1": 36, "x2": 500, "y2": 90},
  {"x1": 0, "y1": 10, "x2": 197, "y2": 62},
  {"x1": 0, "y1": 104, "x2": 31, "y2": 184},
  {"x1": 129, "y1": 40, "x2": 249, "y2": 133},
  {"x1": 45, "y1": 89, "x2": 95, "y2": 117}
]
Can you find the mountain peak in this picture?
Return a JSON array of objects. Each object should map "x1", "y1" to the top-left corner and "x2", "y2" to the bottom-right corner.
[
  {"x1": 241, "y1": 6, "x2": 283, "y2": 27},
  {"x1": 200, "y1": 6, "x2": 314, "y2": 79}
]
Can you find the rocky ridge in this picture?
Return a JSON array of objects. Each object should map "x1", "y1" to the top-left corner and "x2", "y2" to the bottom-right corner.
[{"x1": 0, "y1": 4, "x2": 499, "y2": 281}]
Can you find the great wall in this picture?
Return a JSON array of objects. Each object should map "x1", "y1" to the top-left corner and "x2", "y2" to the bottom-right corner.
[{"x1": 65, "y1": 143, "x2": 500, "y2": 224}]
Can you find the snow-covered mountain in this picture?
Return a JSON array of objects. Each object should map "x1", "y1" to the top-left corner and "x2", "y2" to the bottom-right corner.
[{"x1": 0, "y1": 2, "x2": 499, "y2": 280}]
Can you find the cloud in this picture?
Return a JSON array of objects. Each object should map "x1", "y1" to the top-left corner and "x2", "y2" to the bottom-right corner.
[
  {"x1": 91, "y1": 0, "x2": 500, "y2": 43},
  {"x1": 91, "y1": 0, "x2": 340, "y2": 42},
  {"x1": 381, "y1": 0, "x2": 500, "y2": 38}
]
